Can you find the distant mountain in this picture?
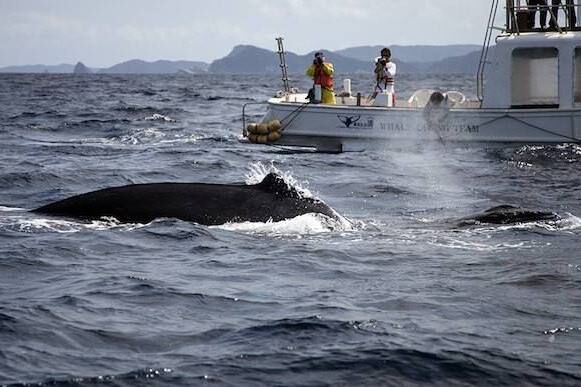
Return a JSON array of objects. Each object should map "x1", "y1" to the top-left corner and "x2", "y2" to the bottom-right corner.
[
  {"x1": 0, "y1": 60, "x2": 209, "y2": 74},
  {"x1": 208, "y1": 45, "x2": 382, "y2": 74},
  {"x1": 336, "y1": 44, "x2": 482, "y2": 63},
  {"x1": 98, "y1": 59, "x2": 208, "y2": 74},
  {"x1": 0, "y1": 64, "x2": 74, "y2": 73},
  {"x1": 208, "y1": 45, "x2": 480, "y2": 75},
  {"x1": 208, "y1": 45, "x2": 281, "y2": 73},
  {"x1": 0, "y1": 44, "x2": 483, "y2": 74},
  {"x1": 423, "y1": 49, "x2": 486, "y2": 74},
  {"x1": 73, "y1": 62, "x2": 92, "y2": 74}
]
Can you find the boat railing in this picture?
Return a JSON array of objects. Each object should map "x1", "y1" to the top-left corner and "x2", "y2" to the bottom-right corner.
[
  {"x1": 505, "y1": 0, "x2": 580, "y2": 34},
  {"x1": 242, "y1": 101, "x2": 269, "y2": 136}
]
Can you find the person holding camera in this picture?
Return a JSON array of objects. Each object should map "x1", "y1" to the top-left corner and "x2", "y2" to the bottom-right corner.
[
  {"x1": 374, "y1": 47, "x2": 397, "y2": 99},
  {"x1": 305, "y1": 52, "x2": 335, "y2": 104}
]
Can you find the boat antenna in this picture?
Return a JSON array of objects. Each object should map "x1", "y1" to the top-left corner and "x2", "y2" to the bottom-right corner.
[{"x1": 275, "y1": 37, "x2": 290, "y2": 93}]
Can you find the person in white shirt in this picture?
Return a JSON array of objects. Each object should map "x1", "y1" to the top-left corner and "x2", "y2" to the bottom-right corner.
[{"x1": 374, "y1": 47, "x2": 397, "y2": 101}]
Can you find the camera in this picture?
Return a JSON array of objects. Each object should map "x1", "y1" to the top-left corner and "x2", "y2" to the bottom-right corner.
[{"x1": 315, "y1": 56, "x2": 323, "y2": 65}]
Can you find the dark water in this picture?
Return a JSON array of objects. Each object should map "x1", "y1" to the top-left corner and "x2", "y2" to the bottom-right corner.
[{"x1": 0, "y1": 73, "x2": 580, "y2": 386}]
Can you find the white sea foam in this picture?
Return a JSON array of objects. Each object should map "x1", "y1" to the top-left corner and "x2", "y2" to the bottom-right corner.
[
  {"x1": 106, "y1": 128, "x2": 199, "y2": 146},
  {"x1": 0, "y1": 206, "x2": 26, "y2": 212},
  {"x1": 557, "y1": 213, "x2": 581, "y2": 231},
  {"x1": 429, "y1": 236, "x2": 535, "y2": 251},
  {"x1": 214, "y1": 213, "x2": 353, "y2": 236},
  {"x1": 118, "y1": 127, "x2": 165, "y2": 145},
  {"x1": 144, "y1": 113, "x2": 176, "y2": 122},
  {"x1": 0, "y1": 214, "x2": 145, "y2": 234}
]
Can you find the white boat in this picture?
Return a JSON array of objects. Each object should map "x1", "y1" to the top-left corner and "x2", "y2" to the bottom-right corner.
[{"x1": 242, "y1": 0, "x2": 581, "y2": 152}]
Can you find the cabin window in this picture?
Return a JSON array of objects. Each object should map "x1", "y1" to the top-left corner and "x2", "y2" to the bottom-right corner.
[
  {"x1": 575, "y1": 48, "x2": 581, "y2": 103},
  {"x1": 511, "y1": 48, "x2": 559, "y2": 108}
]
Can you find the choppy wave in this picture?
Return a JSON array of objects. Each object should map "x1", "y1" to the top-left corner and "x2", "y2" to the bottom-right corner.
[
  {"x1": 511, "y1": 144, "x2": 581, "y2": 164},
  {"x1": 11, "y1": 316, "x2": 581, "y2": 386},
  {"x1": 144, "y1": 113, "x2": 176, "y2": 122},
  {"x1": 1, "y1": 74, "x2": 581, "y2": 387},
  {"x1": 4, "y1": 368, "x2": 175, "y2": 387},
  {"x1": 105, "y1": 128, "x2": 200, "y2": 146}
]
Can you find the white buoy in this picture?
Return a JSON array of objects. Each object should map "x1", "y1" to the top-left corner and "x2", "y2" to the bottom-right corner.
[{"x1": 343, "y1": 79, "x2": 351, "y2": 96}]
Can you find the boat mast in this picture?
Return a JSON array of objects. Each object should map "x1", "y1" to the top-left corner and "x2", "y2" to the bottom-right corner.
[{"x1": 275, "y1": 37, "x2": 290, "y2": 94}]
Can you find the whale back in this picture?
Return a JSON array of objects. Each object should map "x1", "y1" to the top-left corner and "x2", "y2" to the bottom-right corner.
[{"x1": 32, "y1": 173, "x2": 339, "y2": 225}]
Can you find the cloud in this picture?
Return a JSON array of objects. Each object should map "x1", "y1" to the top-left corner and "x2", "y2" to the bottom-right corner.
[{"x1": 0, "y1": 0, "x2": 493, "y2": 67}]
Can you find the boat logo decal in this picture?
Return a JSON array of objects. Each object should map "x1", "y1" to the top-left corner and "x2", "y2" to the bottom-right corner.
[{"x1": 337, "y1": 115, "x2": 374, "y2": 129}]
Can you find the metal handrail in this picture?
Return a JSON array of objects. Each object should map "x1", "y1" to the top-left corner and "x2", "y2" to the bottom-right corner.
[
  {"x1": 507, "y1": 1, "x2": 578, "y2": 33},
  {"x1": 242, "y1": 101, "x2": 269, "y2": 135},
  {"x1": 477, "y1": 0, "x2": 500, "y2": 102}
]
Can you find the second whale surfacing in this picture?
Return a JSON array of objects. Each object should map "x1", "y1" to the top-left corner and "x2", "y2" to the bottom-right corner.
[
  {"x1": 457, "y1": 204, "x2": 560, "y2": 226},
  {"x1": 32, "y1": 173, "x2": 340, "y2": 225}
]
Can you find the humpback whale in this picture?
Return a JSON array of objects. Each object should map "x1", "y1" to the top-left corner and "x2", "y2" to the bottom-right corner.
[
  {"x1": 457, "y1": 205, "x2": 559, "y2": 226},
  {"x1": 32, "y1": 173, "x2": 340, "y2": 225}
]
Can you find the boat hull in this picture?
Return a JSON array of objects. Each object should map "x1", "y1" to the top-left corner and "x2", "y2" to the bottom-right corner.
[{"x1": 260, "y1": 98, "x2": 581, "y2": 151}]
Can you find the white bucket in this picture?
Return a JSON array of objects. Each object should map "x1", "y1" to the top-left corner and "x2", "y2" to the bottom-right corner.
[
  {"x1": 314, "y1": 84, "x2": 322, "y2": 103},
  {"x1": 386, "y1": 92, "x2": 393, "y2": 107}
]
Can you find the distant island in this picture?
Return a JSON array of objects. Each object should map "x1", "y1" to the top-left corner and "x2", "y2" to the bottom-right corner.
[{"x1": 0, "y1": 44, "x2": 484, "y2": 75}]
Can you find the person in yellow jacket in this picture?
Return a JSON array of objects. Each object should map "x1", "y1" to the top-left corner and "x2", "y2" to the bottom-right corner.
[{"x1": 305, "y1": 52, "x2": 336, "y2": 105}]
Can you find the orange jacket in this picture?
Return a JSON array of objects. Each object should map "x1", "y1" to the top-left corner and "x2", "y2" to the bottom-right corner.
[{"x1": 306, "y1": 63, "x2": 334, "y2": 90}]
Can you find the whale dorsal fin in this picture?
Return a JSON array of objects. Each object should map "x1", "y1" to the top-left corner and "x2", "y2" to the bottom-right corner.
[{"x1": 256, "y1": 173, "x2": 301, "y2": 199}]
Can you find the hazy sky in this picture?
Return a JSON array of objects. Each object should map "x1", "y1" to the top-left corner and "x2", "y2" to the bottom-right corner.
[{"x1": 0, "y1": 0, "x2": 494, "y2": 67}]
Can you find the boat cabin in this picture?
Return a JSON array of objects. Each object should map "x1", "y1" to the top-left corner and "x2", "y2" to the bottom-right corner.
[{"x1": 482, "y1": 0, "x2": 581, "y2": 109}]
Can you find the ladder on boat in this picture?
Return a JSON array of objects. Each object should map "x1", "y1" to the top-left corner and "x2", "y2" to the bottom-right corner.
[{"x1": 275, "y1": 37, "x2": 290, "y2": 94}]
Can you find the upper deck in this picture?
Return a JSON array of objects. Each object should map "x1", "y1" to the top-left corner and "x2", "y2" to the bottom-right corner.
[{"x1": 505, "y1": 0, "x2": 580, "y2": 34}]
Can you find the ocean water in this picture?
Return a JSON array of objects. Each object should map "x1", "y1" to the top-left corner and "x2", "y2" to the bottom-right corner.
[{"x1": 0, "y1": 73, "x2": 580, "y2": 386}]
